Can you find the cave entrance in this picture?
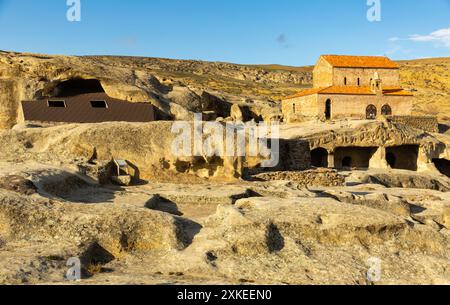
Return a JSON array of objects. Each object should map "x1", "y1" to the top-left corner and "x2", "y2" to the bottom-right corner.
[
  {"x1": 386, "y1": 152, "x2": 397, "y2": 168},
  {"x1": 311, "y1": 148, "x2": 328, "y2": 168},
  {"x1": 53, "y1": 79, "x2": 105, "y2": 97},
  {"x1": 342, "y1": 157, "x2": 353, "y2": 168},
  {"x1": 385, "y1": 145, "x2": 419, "y2": 171},
  {"x1": 432, "y1": 158, "x2": 450, "y2": 178},
  {"x1": 334, "y1": 147, "x2": 378, "y2": 169}
]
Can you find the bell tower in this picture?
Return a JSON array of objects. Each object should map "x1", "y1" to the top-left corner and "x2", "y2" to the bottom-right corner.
[{"x1": 371, "y1": 72, "x2": 383, "y2": 96}]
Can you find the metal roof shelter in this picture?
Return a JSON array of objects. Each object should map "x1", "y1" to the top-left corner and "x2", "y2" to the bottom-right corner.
[{"x1": 21, "y1": 92, "x2": 155, "y2": 124}]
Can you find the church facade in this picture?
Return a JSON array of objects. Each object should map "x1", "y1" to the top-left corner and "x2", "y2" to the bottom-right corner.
[{"x1": 282, "y1": 55, "x2": 414, "y2": 123}]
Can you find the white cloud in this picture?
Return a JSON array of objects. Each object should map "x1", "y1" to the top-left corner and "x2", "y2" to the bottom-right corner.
[
  {"x1": 383, "y1": 44, "x2": 413, "y2": 57},
  {"x1": 408, "y1": 28, "x2": 450, "y2": 48}
]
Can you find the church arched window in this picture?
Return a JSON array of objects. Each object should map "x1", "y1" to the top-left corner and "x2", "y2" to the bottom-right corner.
[{"x1": 381, "y1": 104, "x2": 392, "y2": 116}]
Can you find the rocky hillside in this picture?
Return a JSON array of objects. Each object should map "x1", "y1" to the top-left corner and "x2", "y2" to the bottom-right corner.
[
  {"x1": 398, "y1": 58, "x2": 450, "y2": 122},
  {"x1": 0, "y1": 51, "x2": 449, "y2": 129},
  {"x1": 0, "y1": 51, "x2": 312, "y2": 129}
]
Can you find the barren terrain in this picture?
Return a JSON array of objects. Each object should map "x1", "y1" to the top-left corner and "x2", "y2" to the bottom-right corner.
[
  {"x1": 0, "y1": 52, "x2": 449, "y2": 285},
  {"x1": 0, "y1": 121, "x2": 448, "y2": 285},
  {"x1": 1, "y1": 51, "x2": 450, "y2": 129}
]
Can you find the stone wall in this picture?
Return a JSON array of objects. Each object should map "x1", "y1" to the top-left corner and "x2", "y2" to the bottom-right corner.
[
  {"x1": 280, "y1": 139, "x2": 311, "y2": 170},
  {"x1": 313, "y1": 57, "x2": 333, "y2": 88},
  {"x1": 317, "y1": 94, "x2": 413, "y2": 121},
  {"x1": 333, "y1": 68, "x2": 400, "y2": 87},
  {"x1": 282, "y1": 93, "x2": 414, "y2": 122},
  {"x1": 387, "y1": 116, "x2": 439, "y2": 133},
  {"x1": 282, "y1": 94, "x2": 319, "y2": 123}
]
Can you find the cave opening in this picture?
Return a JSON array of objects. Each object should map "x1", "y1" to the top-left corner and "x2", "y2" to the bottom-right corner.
[
  {"x1": 334, "y1": 147, "x2": 378, "y2": 169},
  {"x1": 386, "y1": 145, "x2": 419, "y2": 171},
  {"x1": 342, "y1": 156, "x2": 353, "y2": 168},
  {"x1": 311, "y1": 148, "x2": 329, "y2": 168},
  {"x1": 386, "y1": 152, "x2": 397, "y2": 168},
  {"x1": 432, "y1": 158, "x2": 450, "y2": 178},
  {"x1": 53, "y1": 79, "x2": 105, "y2": 97}
]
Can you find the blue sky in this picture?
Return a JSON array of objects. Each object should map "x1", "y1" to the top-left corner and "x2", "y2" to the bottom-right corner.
[{"x1": 0, "y1": 0, "x2": 449, "y2": 66}]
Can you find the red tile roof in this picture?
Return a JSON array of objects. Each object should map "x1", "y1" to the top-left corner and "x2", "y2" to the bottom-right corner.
[
  {"x1": 382, "y1": 87, "x2": 414, "y2": 96},
  {"x1": 321, "y1": 55, "x2": 399, "y2": 69},
  {"x1": 284, "y1": 86, "x2": 413, "y2": 100},
  {"x1": 320, "y1": 86, "x2": 375, "y2": 95}
]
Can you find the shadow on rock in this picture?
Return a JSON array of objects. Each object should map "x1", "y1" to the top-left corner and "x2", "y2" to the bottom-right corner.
[
  {"x1": 35, "y1": 171, "x2": 124, "y2": 204},
  {"x1": 0, "y1": 175, "x2": 38, "y2": 196},
  {"x1": 266, "y1": 223, "x2": 285, "y2": 253},
  {"x1": 145, "y1": 194, "x2": 183, "y2": 216},
  {"x1": 79, "y1": 242, "x2": 116, "y2": 279},
  {"x1": 174, "y1": 218, "x2": 203, "y2": 248}
]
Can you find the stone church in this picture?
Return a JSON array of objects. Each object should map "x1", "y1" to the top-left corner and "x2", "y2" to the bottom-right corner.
[{"x1": 282, "y1": 55, "x2": 414, "y2": 123}]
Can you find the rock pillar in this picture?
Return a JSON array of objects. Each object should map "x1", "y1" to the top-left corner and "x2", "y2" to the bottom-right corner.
[
  {"x1": 328, "y1": 152, "x2": 335, "y2": 168},
  {"x1": 369, "y1": 147, "x2": 390, "y2": 169}
]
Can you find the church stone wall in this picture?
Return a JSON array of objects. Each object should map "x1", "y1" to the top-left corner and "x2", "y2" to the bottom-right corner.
[
  {"x1": 282, "y1": 94, "x2": 319, "y2": 123},
  {"x1": 313, "y1": 57, "x2": 333, "y2": 88},
  {"x1": 316, "y1": 94, "x2": 413, "y2": 120},
  {"x1": 333, "y1": 68, "x2": 400, "y2": 87}
]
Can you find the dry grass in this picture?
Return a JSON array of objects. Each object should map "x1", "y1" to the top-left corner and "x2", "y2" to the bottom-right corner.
[
  {"x1": 249, "y1": 64, "x2": 314, "y2": 73},
  {"x1": 398, "y1": 58, "x2": 450, "y2": 121},
  {"x1": 154, "y1": 69, "x2": 307, "y2": 101}
]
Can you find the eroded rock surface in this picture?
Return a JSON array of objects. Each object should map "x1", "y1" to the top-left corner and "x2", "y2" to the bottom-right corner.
[
  {"x1": 0, "y1": 51, "x2": 449, "y2": 284},
  {"x1": 0, "y1": 161, "x2": 448, "y2": 284}
]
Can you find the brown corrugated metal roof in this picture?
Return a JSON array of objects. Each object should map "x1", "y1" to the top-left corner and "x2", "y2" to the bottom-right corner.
[{"x1": 22, "y1": 93, "x2": 155, "y2": 124}]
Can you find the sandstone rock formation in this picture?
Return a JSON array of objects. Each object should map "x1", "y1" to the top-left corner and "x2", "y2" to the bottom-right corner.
[
  {"x1": 0, "y1": 163, "x2": 449, "y2": 284},
  {"x1": 295, "y1": 120, "x2": 450, "y2": 175},
  {"x1": 0, "y1": 51, "x2": 449, "y2": 285},
  {"x1": 0, "y1": 51, "x2": 309, "y2": 129},
  {"x1": 0, "y1": 122, "x2": 244, "y2": 182}
]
